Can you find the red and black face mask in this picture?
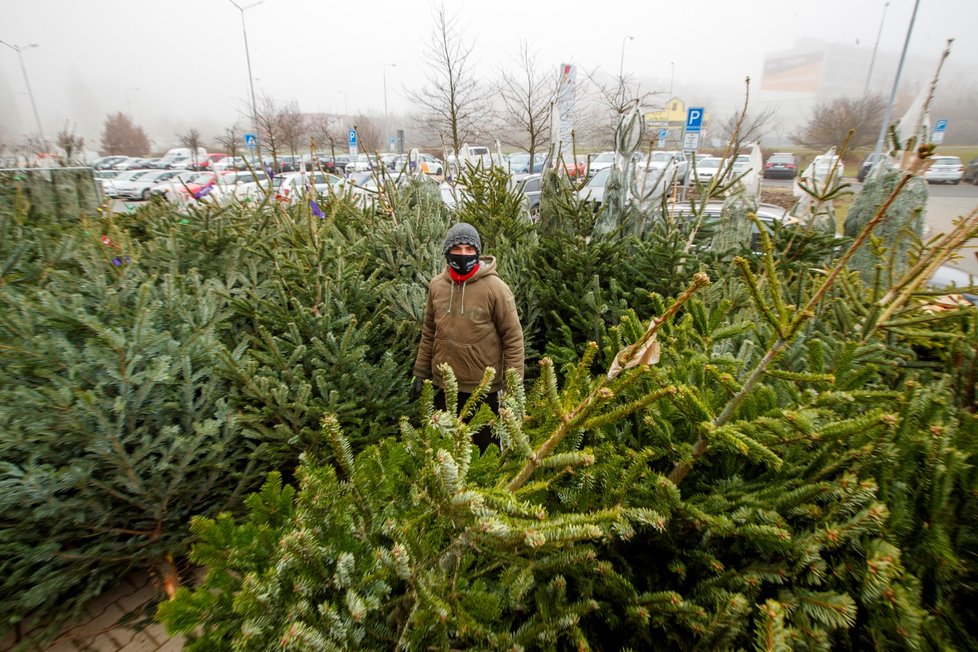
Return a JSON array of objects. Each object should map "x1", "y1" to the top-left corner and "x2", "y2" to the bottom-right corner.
[{"x1": 446, "y1": 252, "x2": 479, "y2": 275}]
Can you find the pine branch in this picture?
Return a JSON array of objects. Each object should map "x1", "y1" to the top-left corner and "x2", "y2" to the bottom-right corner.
[
  {"x1": 669, "y1": 169, "x2": 917, "y2": 486},
  {"x1": 507, "y1": 273, "x2": 709, "y2": 492}
]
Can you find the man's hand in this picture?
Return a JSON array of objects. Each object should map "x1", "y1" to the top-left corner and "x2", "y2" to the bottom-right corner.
[{"x1": 409, "y1": 377, "x2": 425, "y2": 401}]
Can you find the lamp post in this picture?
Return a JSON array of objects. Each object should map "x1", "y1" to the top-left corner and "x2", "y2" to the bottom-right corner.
[
  {"x1": 227, "y1": 0, "x2": 262, "y2": 160},
  {"x1": 125, "y1": 87, "x2": 141, "y2": 119},
  {"x1": 0, "y1": 40, "x2": 46, "y2": 151},
  {"x1": 864, "y1": 1, "x2": 890, "y2": 95},
  {"x1": 618, "y1": 35, "x2": 634, "y2": 81},
  {"x1": 669, "y1": 61, "x2": 675, "y2": 98},
  {"x1": 871, "y1": 0, "x2": 919, "y2": 166},
  {"x1": 336, "y1": 90, "x2": 348, "y2": 116},
  {"x1": 383, "y1": 63, "x2": 397, "y2": 152}
]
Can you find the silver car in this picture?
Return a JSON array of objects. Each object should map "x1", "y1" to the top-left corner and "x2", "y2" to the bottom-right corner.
[{"x1": 924, "y1": 156, "x2": 964, "y2": 184}]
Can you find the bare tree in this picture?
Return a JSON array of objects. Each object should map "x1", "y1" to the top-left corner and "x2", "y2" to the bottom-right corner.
[
  {"x1": 583, "y1": 68, "x2": 658, "y2": 149},
  {"x1": 353, "y1": 115, "x2": 382, "y2": 153},
  {"x1": 177, "y1": 128, "x2": 204, "y2": 167},
  {"x1": 493, "y1": 41, "x2": 556, "y2": 164},
  {"x1": 254, "y1": 93, "x2": 282, "y2": 165},
  {"x1": 792, "y1": 95, "x2": 886, "y2": 150},
  {"x1": 277, "y1": 101, "x2": 307, "y2": 158},
  {"x1": 717, "y1": 105, "x2": 781, "y2": 153},
  {"x1": 215, "y1": 123, "x2": 242, "y2": 160},
  {"x1": 100, "y1": 112, "x2": 150, "y2": 156},
  {"x1": 309, "y1": 113, "x2": 343, "y2": 160},
  {"x1": 408, "y1": 4, "x2": 486, "y2": 158},
  {"x1": 56, "y1": 121, "x2": 85, "y2": 165}
]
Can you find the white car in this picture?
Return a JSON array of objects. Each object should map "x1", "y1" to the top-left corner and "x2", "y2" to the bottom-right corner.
[
  {"x1": 576, "y1": 164, "x2": 673, "y2": 208},
  {"x1": 691, "y1": 156, "x2": 724, "y2": 183},
  {"x1": 274, "y1": 171, "x2": 345, "y2": 204},
  {"x1": 116, "y1": 169, "x2": 181, "y2": 201},
  {"x1": 731, "y1": 154, "x2": 753, "y2": 177},
  {"x1": 812, "y1": 155, "x2": 844, "y2": 179},
  {"x1": 345, "y1": 154, "x2": 381, "y2": 173},
  {"x1": 102, "y1": 170, "x2": 154, "y2": 198},
  {"x1": 924, "y1": 156, "x2": 964, "y2": 184},
  {"x1": 645, "y1": 151, "x2": 689, "y2": 185}
]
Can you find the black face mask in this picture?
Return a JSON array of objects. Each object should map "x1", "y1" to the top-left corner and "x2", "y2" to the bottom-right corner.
[{"x1": 446, "y1": 252, "x2": 479, "y2": 275}]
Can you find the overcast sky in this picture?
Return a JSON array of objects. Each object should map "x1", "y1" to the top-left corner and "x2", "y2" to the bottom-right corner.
[{"x1": 1, "y1": 0, "x2": 974, "y2": 151}]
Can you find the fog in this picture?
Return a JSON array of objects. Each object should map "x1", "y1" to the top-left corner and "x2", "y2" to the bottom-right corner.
[{"x1": 1, "y1": 0, "x2": 975, "y2": 153}]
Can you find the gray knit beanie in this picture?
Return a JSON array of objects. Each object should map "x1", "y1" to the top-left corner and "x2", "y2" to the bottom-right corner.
[{"x1": 443, "y1": 222, "x2": 482, "y2": 255}]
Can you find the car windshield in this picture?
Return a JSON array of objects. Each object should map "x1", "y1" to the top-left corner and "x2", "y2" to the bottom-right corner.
[
  {"x1": 697, "y1": 159, "x2": 720, "y2": 169},
  {"x1": 586, "y1": 167, "x2": 611, "y2": 187},
  {"x1": 592, "y1": 152, "x2": 615, "y2": 163},
  {"x1": 650, "y1": 152, "x2": 673, "y2": 163},
  {"x1": 769, "y1": 155, "x2": 793, "y2": 163},
  {"x1": 932, "y1": 157, "x2": 961, "y2": 166}
]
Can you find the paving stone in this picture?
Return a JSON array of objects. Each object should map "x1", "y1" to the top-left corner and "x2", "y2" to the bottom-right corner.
[
  {"x1": 39, "y1": 636, "x2": 79, "y2": 652},
  {"x1": 116, "y1": 630, "x2": 159, "y2": 652},
  {"x1": 63, "y1": 604, "x2": 126, "y2": 640},
  {"x1": 74, "y1": 632, "x2": 123, "y2": 652},
  {"x1": 154, "y1": 635, "x2": 184, "y2": 652},
  {"x1": 107, "y1": 629, "x2": 137, "y2": 650},
  {"x1": 116, "y1": 584, "x2": 161, "y2": 614},
  {"x1": 140, "y1": 624, "x2": 169, "y2": 647}
]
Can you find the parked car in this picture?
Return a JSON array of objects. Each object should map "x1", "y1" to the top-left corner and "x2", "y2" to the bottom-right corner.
[
  {"x1": 812, "y1": 154, "x2": 844, "y2": 179},
  {"x1": 151, "y1": 171, "x2": 217, "y2": 201},
  {"x1": 731, "y1": 154, "x2": 754, "y2": 177},
  {"x1": 517, "y1": 173, "x2": 542, "y2": 219},
  {"x1": 645, "y1": 151, "x2": 689, "y2": 185},
  {"x1": 507, "y1": 153, "x2": 548, "y2": 175},
  {"x1": 856, "y1": 153, "x2": 885, "y2": 182},
  {"x1": 690, "y1": 156, "x2": 724, "y2": 184},
  {"x1": 345, "y1": 154, "x2": 381, "y2": 173},
  {"x1": 763, "y1": 153, "x2": 797, "y2": 179},
  {"x1": 961, "y1": 158, "x2": 978, "y2": 186},
  {"x1": 924, "y1": 156, "x2": 964, "y2": 184},
  {"x1": 275, "y1": 171, "x2": 345, "y2": 204},
  {"x1": 586, "y1": 151, "x2": 617, "y2": 176},
  {"x1": 962, "y1": 157, "x2": 978, "y2": 185},
  {"x1": 116, "y1": 169, "x2": 181, "y2": 201},
  {"x1": 576, "y1": 163, "x2": 673, "y2": 209},
  {"x1": 671, "y1": 201, "x2": 792, "y2": 252},
  {"x1": 203, "y1": 170, "x2": 270, "y2": 204},
  {"x1": 102, "y1": 170, "x2": 153, "y2": 198},
  {"x1": 92, "y1": 155, "x2": 130, "y2": 170}
]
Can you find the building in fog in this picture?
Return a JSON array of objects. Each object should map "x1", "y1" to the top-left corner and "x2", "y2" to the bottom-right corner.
[{"x1": 757, "y1": 38, "x2": 936, "y2": 146}]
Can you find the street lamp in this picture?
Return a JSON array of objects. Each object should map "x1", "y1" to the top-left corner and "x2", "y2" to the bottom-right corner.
[
  {"x1": 669, "y1": 61, "x2": 675, "y2": 98},
  {"x1": 0, "y1": 40, "x2": 46, "y2": 151},
  {"x1": 336, "y1": 90, "x2": 348, "y2": 116},
  {"x1": 618, "y1": 35, "x2": 634, "y2": 80},
  {"x1": 864, "y1": 1, "x2": 890, "y2": 95},
  {"x1": 871, "y1": 0, "x2": 919, "y2": 166},
  {"x1": 227, "y1": 0, "x2": 262, "y2": 159},
  {"x1": 125, "y1": 87, "x2": 141, "y2": 119},
  {"x1": 383, "y1": 63, "x2": 397, "y2": 152}
]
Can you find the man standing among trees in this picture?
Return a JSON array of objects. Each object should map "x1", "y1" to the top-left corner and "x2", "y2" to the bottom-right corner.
[{"x1": 412, "y1": 222, "x2": 525, "y2": 452}]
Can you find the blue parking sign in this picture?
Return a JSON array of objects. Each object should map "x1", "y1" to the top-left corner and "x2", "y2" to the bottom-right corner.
[
  {"x1": 685, "y1": 108, "x2": 704, "y2": 132},
  {"x1": 348, "y1": 129, "x2": 358, "y2": 146}
]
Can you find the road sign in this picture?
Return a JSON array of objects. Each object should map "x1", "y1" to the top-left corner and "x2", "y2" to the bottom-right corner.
[
  {"x1": 244, "y1": 133, "x2": 257, "y2": 149},
  {"x1": 348, "y1": 129, "x2": 357, "y2": 147},
  {"x1": 658, "y1": 128, "x2": 669, "y2": 140},
  {"x1": 934, "y1": 119, "x2": 948, "y2": 132},
  {"x1": 682, "y1": 131, "x2": 700, "y2": 152},
  {"x1": 389, "y1": 136, "x2": 396, "y2": 150},
  {"x1": 685, "y1": 107, "x2": 705, "y2": 132}
]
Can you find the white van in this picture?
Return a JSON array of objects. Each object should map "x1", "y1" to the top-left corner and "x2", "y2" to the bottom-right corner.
[{"x1": 159, "y1": 147, "x2": 208, "y2": 168}]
